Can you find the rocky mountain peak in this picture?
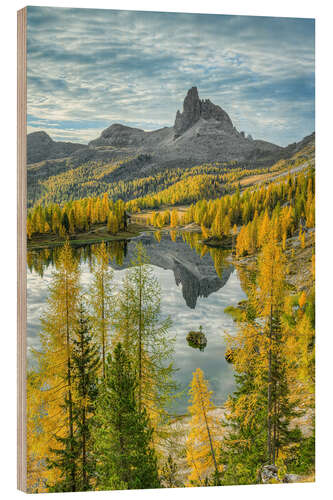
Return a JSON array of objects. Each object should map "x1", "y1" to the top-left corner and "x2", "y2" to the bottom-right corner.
[
  {"x1": 174, "y1": 87, "x2": 234, "y2": 138},
  {"x1": 27, "y1": 131, "x2": 86, "y2": 164},
  {"x1": 29, "y1": 130, "x2": 54, "y2": 145}
]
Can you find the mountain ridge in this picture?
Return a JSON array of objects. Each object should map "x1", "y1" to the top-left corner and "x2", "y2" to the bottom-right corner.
[
  {"x1": 87, "y1": 87, "x2": 284, "y2": 163},
  {"x1": 28, "y1": 87, "x2": 306, "y2": 166},
  {"x1": 26, "y1": 88, "x2": 315, "y2": 208}
]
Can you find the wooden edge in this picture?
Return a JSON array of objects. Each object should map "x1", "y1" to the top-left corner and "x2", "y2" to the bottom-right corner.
[{"x1": 17, "y1": 6, "x2": 27, "y2": 493}]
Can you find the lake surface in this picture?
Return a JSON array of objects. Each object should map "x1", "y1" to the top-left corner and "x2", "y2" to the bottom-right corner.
[{"x1": 27, "y1": 231, "x2": 247, "y2": 414}]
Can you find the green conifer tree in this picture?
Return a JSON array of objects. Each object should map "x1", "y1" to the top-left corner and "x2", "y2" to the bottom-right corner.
[
  {"x1": 47, "y1": 303, "x2": 100, "y2": 492},
  {"x1": 93, "y1": 343, "x2": 160, "y2": 490},
  {"x1": 71, "y1": 304, "x2": 100, "y2": 491}
]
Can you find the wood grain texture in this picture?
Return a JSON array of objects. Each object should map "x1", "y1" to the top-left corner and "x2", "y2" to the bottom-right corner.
[{"x1": 17, "y1": 6, "x2": 27, "y2": 493}]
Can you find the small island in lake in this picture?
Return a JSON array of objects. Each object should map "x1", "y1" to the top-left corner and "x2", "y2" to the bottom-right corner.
[{"x1": 187, "y1": 326, "x2": 207, "y2": 351}]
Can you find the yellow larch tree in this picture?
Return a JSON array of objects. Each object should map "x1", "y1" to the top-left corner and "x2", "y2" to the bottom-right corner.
[
  {"x1": 170, "y1": 209, "x2": 179, "y2": 228},
  {"x1": 89, "y1": 241, "x2": 114, "y2": 378},
  {"x1": 101, "y1": 192, "x2": 109, "y2": 222},
  {"x1": 27, "y1": 239, "x2": 81, "y2": 490},
  {"x1": 186, "y1": 368, "x2": 221, "y2": 486},
  {"x1": 257, "y1": 210, "x2": 271, "y2": 247},
  {"x1": 112, "y1": 244, "x2": 175, "y2": 447},
  {"x1": 256, "y1": 236, "x2": 287, "y2": 464},
  {"x1": 299, "y1": 228, "x2": 306, "y2": 249}
]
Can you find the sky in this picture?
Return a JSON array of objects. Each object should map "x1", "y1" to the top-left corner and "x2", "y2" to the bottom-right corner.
[{"x1": 27, "y1": 6, "x2": 315, "y2": 146}]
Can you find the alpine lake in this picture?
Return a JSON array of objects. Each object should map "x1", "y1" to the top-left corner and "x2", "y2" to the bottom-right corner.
[{"x1": 27, "y1": 230, "x2": 247, "y2": 414}]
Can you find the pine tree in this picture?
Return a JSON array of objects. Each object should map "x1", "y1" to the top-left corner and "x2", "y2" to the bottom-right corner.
[
  {"x1": 93, "y1": 343, "x2": 160, "y2": 490},
  {"x1": 61, "y1": 212, "x2": 70, "y2": 233},
  {"x1": 71, "y1": 303, "x2": 100, "y2": 491},
  {"x1": 220, "y1": 338, "x2": 268, "y2": 485},
  {"x1": 113, "y1": 243, "x2": 175, "y2": 426},
  {"x1": 90, "y1": 242, "x2": 113, "y2": 378},
  {"x1": 220, "y1": 236, "x2": 300, "y2": 484},
  {"x1": 186, "y1": 368, "x2": 221, "y2": 486}
]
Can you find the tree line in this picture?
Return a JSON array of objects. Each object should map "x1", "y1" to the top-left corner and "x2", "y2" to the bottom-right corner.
[
  {"x1": 29, "y1": 153, "x2": 269, "y2": 208},
  {"x1": 27, "y1": 194, "x2": 126, "y2": 239}
]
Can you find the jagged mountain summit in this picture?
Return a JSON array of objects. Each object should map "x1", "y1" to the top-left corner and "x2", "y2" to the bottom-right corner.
[
  {"x1": 27, "y1": 87, "x2": 313, "y2": 173},
  {"x1": 174, "y1": 86, "x2": 235, "y2": 137},
  {"x1": 88, "y1": 86, "x2": 283, "y2": 163}
]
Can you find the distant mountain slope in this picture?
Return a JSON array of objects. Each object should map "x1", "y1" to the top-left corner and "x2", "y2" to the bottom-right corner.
[
  {"x1": 27, "y1": 131, "x2": 314, "y2": 209},
  {"x1": 27, "y1": 131, "x2": 87, "y2": 164},
  {"x1": 27, "y1": 87, "x2": 314, "y2": 208}
]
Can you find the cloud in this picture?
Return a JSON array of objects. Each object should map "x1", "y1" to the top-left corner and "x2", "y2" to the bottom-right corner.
[{"x1": 27, "y1": 7, "x2": 315, "y2": 146}]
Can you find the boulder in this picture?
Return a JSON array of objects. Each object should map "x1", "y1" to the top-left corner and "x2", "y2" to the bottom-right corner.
[
  {"x1": 283, "y1": 473, "x2": 302, "y2": 483},
  {"x1": 260, "y1": 465, "x2": 279, "y2": 484},
  {"x1": 260, "y1": 465, "x2": 302, "y2": 484}
]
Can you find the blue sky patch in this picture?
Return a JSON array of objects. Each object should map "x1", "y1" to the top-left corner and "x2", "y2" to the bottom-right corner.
[{"x1": 27, "y1": 6, "x2": 315, "y2": 146}]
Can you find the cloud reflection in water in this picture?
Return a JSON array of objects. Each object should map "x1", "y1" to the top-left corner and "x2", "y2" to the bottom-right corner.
[{"x1": 27, "y1": 258, "x2": 246, "y2": 413}]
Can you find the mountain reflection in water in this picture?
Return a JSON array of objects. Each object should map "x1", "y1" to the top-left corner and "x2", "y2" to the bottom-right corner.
[{"x1": 27, "y1": 231, "x2": 247, "y2": 413}]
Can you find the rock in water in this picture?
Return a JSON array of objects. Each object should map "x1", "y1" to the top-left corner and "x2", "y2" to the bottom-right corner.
[
  {"x1": 225, "y1": 348, "x2": 234, "y2": 363},
  {"x1": 186, "y1": 328, "x2": 207, "y2": 350}
]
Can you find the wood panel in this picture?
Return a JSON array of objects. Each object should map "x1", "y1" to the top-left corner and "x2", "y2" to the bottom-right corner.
[{"x1": 17, "y1": 6, "x2": 27, "y2": 493}]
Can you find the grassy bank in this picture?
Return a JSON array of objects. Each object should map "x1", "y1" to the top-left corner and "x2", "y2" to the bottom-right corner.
[{"x1": 27, "y1": 222, "x2": 148, "y2": 250}]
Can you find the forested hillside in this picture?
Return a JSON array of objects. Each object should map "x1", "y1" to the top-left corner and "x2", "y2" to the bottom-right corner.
[
  {"x1": 27, "y1": 135, "x2": 314, "y2": 244},
  {"x1": 27, "y1": 86, "x2": 314, "y2": 209},
  {"x1": 27, "y1": 160, "x2": 315, "y2": 489}
]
